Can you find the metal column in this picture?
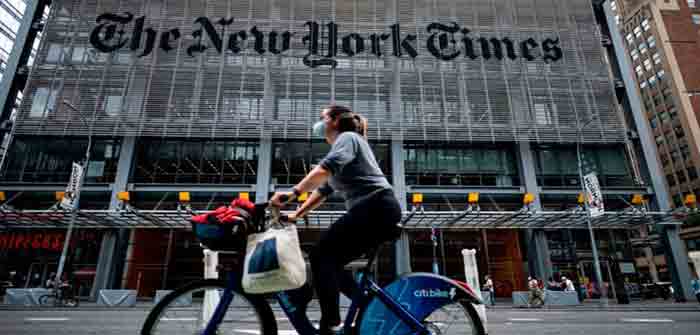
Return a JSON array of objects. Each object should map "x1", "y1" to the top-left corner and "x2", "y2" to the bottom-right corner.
[
  {"x1": 517, "y1": 142, "x2": 551, "y2": 281},
  {"x1": 91, "y1": 137, "x2": 136, "y2": 299},
  {"x1": 255, "y1": 137, "x2": 272, "y2": 203},
  {"x1": 0, "y1": 0, "x2": 46, "y2": 122},
  {"x1": 392, "y1": 138, "x2": 411, "y2": 275},
  {"x1": 604, "y1": 0, "x2": 694, "y2": 301}
]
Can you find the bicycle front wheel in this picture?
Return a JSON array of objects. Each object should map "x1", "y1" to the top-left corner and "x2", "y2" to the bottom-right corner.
[
  {"x1": 140, "y1": 279, "x2": 277, "y2": 335},
  {"x1": 421, "y1": 301, "x2": 485, "y2": 335}
]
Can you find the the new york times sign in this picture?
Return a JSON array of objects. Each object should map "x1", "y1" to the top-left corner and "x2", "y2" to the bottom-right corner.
[{"x1": 89, "y1": 12, "x2": 563, "y2": 68}]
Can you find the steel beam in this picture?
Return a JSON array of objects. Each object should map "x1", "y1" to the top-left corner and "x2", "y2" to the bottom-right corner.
[
  {"x1": 130, "y1": 184, "x2": 254, "y2": 193},
  {"x1": 255, "y1": 137, "x2": 272, "y2": 203},
  {"x1": 518, "y1": 142, "x2": 551, "y2": 281},
  {"x1": 0, "y1": 0, "x2": 46, "y2": 125},
  {"x1": 392, "y1": 138, "x2": 412, "y2": 275},
  {"x1": 91, "y1": 136, "x2": 136, "y2": 299}
]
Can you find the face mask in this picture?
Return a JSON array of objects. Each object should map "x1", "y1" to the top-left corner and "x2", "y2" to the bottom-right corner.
[{"x1": 312, "y1": 121, "x2": 326, "y2": 139}]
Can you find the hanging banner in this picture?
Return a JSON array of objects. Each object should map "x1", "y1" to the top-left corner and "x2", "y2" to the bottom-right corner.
[
  {"x1": 61, "y1": 162, "x2": 84, "y2": 210},
  {"x1": 583, "y1": 173, "x2": 604, "y2": 218}
]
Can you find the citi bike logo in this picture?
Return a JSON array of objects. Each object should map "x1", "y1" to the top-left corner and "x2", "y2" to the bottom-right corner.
[{"x1": 414, "y1": 287, "x2": 456, "y2": 300}]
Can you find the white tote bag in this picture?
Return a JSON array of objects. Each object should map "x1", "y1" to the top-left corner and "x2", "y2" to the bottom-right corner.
[{"x1": 242, "y1": 224, "x2": 306, "y2": 294}]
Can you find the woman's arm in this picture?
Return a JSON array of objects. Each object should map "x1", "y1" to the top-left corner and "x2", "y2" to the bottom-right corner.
[
  {"x1": 270, "y1": 164, "x2": 331, "y2": 207},
  {"x1": 294, "y1": 189, "x2": 327, "y2": 218}
]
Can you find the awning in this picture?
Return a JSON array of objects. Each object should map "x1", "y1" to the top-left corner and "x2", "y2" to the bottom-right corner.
[{"x1": 0, "y1": 208, "x2": 680, "y2": 229}]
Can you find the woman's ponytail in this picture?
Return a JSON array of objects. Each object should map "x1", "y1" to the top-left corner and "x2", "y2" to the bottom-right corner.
[{"x1": 327, "y1": 105, "x2": 368, "y2": 138}]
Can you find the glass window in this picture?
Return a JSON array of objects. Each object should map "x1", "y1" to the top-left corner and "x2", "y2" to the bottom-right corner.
[
  {"x1": 404, "y1": 144, "x2": 518, "y2": 187},
  {"x1": 534, "y1": 103, "x2": 552, "y2": 125},
  {"x1": 0, "y1": 137, "x2": 121, "y2": 184},
  {"x1": 657, "y1": 69, "x2": 665, "y2": 79},
  {"x1": 653, "y1": 52, "x2": 661, "y2": 64},
  {"x1": 634, "y1": 26, "x2": 643, "y2": 37},
  {"x1": 643, "y1": 58, "x2": 652, "y2": 71},
  {"x1": 71, "y1": 47, "x2": 86, "y2": 64},
  {"x1": 667, "y1": 175, "x2": 676, "y2": 187},
  {"x1": 650, "y1": 117, "x2": 658, "y2": 129},
  {"x1": 635, "y1": 65, "x2": 643, "y2": 77},
  {"x1": 29, "y1": 87, "x2": 57, "y2": 118},
  {"x1": 688, "y1": 167, "x2": 698, "y2": 180},
  {"x1": 692, "y1": 14, "x2": 700, "y2": 25},
  {"x1": 647, "y1": 35, "x2": 656, "y2": 48},
  {"x1": 104, "y1": 95, "x2": 122, "y2": 116},
  {"x1": 641, "y1": 19, "x2": 650, "y2": 31},
  {"x1": 134, "y1": 140, "x2": 259, "y2": 184},
  {"x1": 639, "y1": 42, "x2": 648, "y2": 54},
  {"x1": 648, "y1": 75, "x2": 657, "y2": 86},
  {"x1": 626, "y1": 33, "x2": 634, "y2": 45},
  {"x1": 45, "y1": 43, "x2": 65, "y2": 63},
  {"x1": 677, "y1": 171, "x2": 688, "y2": 184},
  {"x1": 640, "y1": 80, "x2": 648, "y2": 89},
  {"x1": 631, "y1": 49, "x2": 639, "y2": 60},
  {"x1": 690, "y1": 0, "x2": 697, "y2": 8}
]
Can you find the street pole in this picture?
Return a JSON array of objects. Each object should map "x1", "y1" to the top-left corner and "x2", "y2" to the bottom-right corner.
[
  {"x1": 55, "y1": 101, "x2": 93, "y2": 288},
  {"x1": 576, "y1": 119, "x2": 608, "y2": 306}
]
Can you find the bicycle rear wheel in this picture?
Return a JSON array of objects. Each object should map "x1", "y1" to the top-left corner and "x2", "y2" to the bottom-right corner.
[{"x1": 140, "y1": 279, "x2": 277, "y2": 335}]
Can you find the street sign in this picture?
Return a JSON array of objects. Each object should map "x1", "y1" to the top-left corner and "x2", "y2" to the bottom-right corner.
[
  {"x1": 584, "y1": 173, "x2": 604, "y2": 218},
  {"x1": 61, "y1": 162, "x2": 84, "y2": 210}
]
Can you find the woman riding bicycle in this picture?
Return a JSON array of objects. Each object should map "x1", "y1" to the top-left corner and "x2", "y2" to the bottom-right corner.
[{"x1": 270, "y1": 105, "x2": 402, "y2": 335}]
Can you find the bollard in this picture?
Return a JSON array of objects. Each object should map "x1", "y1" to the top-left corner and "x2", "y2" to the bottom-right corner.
[
  {"x1": 202, "y1": 249, "x2": 220, "y2": 329},
  {"x1": 462, "y1": 249, "x2": 488, "y2": 330}
]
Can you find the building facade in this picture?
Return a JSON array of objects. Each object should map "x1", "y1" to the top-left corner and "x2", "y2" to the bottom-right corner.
[
  {"x1": 610, "y1": 0, "x2": 700, "y2": 272},
  {"x1": 0, "y1": 0, "x2": 695, "y2": 301}
]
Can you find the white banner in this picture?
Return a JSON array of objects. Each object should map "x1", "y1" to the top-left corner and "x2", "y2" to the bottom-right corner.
[
  {"x1": 61, "y1": 162, "x2": 83, "y2": 210},
  {"x1": 583, "y1": 173, "x2": 604, "y2": 218}
]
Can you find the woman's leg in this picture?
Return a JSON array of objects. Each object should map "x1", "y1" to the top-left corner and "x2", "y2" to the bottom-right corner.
[{"x1": 310, "y1": 191, "x2": 401, "y2": 333}]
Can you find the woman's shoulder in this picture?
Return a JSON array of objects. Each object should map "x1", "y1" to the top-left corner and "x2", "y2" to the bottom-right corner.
[{"x1": 338, "y1": 131, "x2": 367, "y2": 144}]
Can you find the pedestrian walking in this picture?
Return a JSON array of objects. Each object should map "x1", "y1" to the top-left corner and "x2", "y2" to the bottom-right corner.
[
  {"x1": 482, "y1": 275, "x2": 495, "y2": 306},
  {"x1": 691, "y1": 275, "x2": 700, "y2": 304},
  {"x1": 563, "y1": 276, "x2": 575, "y2": 292},
  {"x1": 527, "y1": 276, "x2": 544, "y2": 307}
]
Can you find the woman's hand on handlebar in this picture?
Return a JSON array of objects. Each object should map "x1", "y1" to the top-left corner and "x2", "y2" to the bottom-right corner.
[
  {"x1": 281, "y1": 212, "x2": 299, "y2": 223},
  {"x1": 270, "y1": 191, "x2": 295, "y2": 208}
]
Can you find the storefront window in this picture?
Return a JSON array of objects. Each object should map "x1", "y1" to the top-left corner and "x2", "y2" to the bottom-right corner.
[
  {"x1": 404, "y1": 143, "x2": 519, "y2": 187},
  {"x1": 271, "y1": 140, "x2": 391, "y2": 186},
  {"x1": 535, "y1": 145, "x2": 636, "y2": 188},
  {"x1": 133, "y1": 139, "x2": 258, "y2": 184},
  {"x1": 0, "y1": 137, "x2": 120, "y2": 184}
]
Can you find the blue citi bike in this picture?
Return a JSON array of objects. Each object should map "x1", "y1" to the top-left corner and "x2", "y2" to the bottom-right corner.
[{"x1": 140, "y1": 201, "x2": 485, "y2": 335}]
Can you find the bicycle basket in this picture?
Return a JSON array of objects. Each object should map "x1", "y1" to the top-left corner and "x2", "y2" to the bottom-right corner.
[{"x1": 191, "y1": 205, "x2": 253, "y2": 251}]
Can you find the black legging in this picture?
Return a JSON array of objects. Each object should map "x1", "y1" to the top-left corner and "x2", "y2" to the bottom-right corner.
[{"x1": 309, "y1": 189, "x2": 402, "y2": 332}]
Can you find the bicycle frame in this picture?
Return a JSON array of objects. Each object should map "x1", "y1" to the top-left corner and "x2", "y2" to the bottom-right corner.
[{"x1": 202, "y1": 269, "x2": 430, "y2": 335}]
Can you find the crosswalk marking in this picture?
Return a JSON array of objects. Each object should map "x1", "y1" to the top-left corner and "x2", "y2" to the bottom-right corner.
[
  {"x1": 161, "y1": 317, "x2": 197, "y2": 321},
  {"x1": 507, "y1": 318, "x2": 543, "y2": 322},
  {"x1": 620, "y1": 318, "x2": 673, "y2": 323},
  {"x1": 24, "y1": 318, "x2": 70, "y2": 322}
]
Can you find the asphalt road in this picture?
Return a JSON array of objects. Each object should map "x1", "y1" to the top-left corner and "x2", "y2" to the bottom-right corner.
[{"x1": 1, "y1": 307, "x2": 699, "y2": 334}]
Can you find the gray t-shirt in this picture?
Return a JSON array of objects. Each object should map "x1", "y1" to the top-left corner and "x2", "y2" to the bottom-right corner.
[{"x1": 317, "y1": 131, "x2": 392, "y2": 209}]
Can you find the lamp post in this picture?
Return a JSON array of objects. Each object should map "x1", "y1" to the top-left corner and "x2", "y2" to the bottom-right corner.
[
  {"x1": 54, "y1": 100, "x2": 94, "y2": 289},
  {"x1": 576, "y1": 116, "x2": 608, "y2": 306}
]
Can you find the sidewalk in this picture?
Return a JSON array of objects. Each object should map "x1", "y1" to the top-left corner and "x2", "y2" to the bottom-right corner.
[{"x1": 483, "y1": 297, "x2": 700, "y2": 312}]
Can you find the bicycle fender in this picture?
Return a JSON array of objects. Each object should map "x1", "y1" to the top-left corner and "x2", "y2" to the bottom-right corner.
[{"x1": 358, "y1": 273, "x2": 481, "y2": 335}]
